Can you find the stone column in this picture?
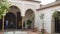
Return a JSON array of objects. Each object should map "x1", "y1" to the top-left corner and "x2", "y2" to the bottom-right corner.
[{"x1": 22, "y1": 16, "x2": 24, "y2": 30}]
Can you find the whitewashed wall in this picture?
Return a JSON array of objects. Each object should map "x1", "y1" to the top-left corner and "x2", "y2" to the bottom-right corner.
[
  {"x1": 6, "y1": 0, "x2": 60, "y2": 34},
  {"x1": 8, "y1": 0, "x2": 40, "y2": 16},
  {"x1": 37, "y1": 6, "x2": 60, "y2": 34},
  {"x1": 8, "y1": 0, "x2": 40, "y2": 29},
  {"x1": 5, "y1": 0, "x2": 60, "y2": 34}
]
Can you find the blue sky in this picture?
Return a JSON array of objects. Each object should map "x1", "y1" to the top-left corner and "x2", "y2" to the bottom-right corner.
[{"x1": 36, "y1": 0, "x2": 56, "y2": 5}]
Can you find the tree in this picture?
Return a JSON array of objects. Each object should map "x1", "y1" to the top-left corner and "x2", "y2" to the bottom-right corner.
[
  {"x1": 0, "y1": 0, "x2": 9, "y2": 31},
  {"x1": 0, "y1": 0, "x2": 9, "y2": 19}
]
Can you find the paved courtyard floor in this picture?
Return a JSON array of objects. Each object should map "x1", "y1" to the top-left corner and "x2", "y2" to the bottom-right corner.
[
  {"x1": 0, "y1": 30, "x2": 49, "y2": 34},
  {"x1": 27, "y1": 31, "x2": 49, "y2": 34}
]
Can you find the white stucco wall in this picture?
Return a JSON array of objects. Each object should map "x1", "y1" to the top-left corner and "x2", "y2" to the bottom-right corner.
[
  {"x1": 6, "y1": 0, "x2": 60, "y2": 34},
  {"x1": 37, "y1": 6, "x2": 60, "y2": 34},
  {"x1": 8, "y1": 0, "x2": 40, "y2": 30},
  {"x1": 8, "y1": 0, "x2": 40, "y2": 16},
  {"x1": 3, "y1": 0, "x2": 60, "y2": 34}
]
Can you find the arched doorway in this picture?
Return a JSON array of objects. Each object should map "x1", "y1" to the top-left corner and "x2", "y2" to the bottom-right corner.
[
  {"x1": 4, "y1": 6, "x2": 22, "y2": 30},
  {"x1": 52, "y1": 11, "x2": 60, "y2": 33},
  {"x1": 4, "y1": 12, "x2": 16, "y2": 29},
  {"x1": 25, "y1": 9, "x2": 35, "y2": 30}
]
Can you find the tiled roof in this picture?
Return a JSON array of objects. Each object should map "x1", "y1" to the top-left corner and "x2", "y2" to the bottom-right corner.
[{"x1": 37, "y1": 1, "x2": 60, "y2": 11}]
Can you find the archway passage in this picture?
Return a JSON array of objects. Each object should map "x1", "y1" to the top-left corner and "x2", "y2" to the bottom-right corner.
[
  {"x1": 4, "y1": 6, "x2": 22, "y2": 30},
  {"x1": 53, "y1": 11, "x2": 60, "y2": 33},
  {"x1": 25, "y1": 9, "x2": 35, "y2": 30},
  {"x1": 4, "y1": 12, "x2": 16, "y2": 29}
]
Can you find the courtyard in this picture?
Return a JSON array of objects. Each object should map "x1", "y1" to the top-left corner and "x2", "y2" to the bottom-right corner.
[{"x1": 0, "y1": 0, "x2": 60, "y2": 34}]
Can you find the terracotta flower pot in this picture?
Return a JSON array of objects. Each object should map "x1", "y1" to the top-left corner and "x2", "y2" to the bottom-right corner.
[
  {"x1": 33, "y1": 27, "x2": 38, "y2": 32},
  {"x1": 41, "y1": 29, "x2": 45, "y2": 33}
]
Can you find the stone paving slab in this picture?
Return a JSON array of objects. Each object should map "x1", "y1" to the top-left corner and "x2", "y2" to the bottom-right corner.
[{"x1": 0, "y1": 31, "x2": 50, "y2": 34}]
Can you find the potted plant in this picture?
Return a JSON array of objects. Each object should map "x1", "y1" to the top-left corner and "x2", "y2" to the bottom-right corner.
[{"x1": 26, "y1": 19, "x2": 32, "y2": 29}]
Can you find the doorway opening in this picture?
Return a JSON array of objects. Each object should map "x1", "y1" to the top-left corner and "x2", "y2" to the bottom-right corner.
[
  {"x1": 52, "y1": 11, "x2": 60, "y2": 33},
  {"x1": 25, "y1": 9, "x2": 35, "y2": 30},
  {"x1": 4, "y1": 12, "x2": 16, "y2": 29},
  {"x1": 4, "y1": 6, "x2": 22, "y2": 30}
]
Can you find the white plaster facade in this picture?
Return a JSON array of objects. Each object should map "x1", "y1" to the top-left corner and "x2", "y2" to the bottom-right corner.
[
  {"x1": 3, "y1": 0, "x2": 60, "y2": 34},
  {"x1": 37, "y1": 5, "x2": 60, "y2": 34},
  {"x1": 8, "y1": 0, "x2": 40, "y2": 16},
  {"x1": 7, "y1": 0, "x2": 40, "y2": 31}
]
